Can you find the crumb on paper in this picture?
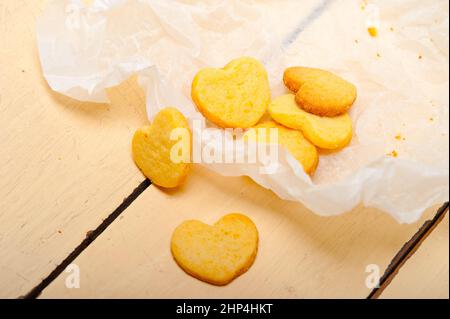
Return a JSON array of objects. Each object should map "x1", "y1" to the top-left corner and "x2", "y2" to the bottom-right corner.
[
  {"x1": 360, "y1": 0, "x2": 368, "y2": 10},
  {"x1": 57, "y1": 230, "x2": 62, "y2": 234},
  {"x1": 368, "y1": 26, "x2": 378, "y2": 37},
  {"x1": 355, "y1": 39, "x2": 359, "y2": 44},
  {"x1": 418, "y1": 54, "x2": 423, "y2": 59},
  {"x1": 429, "y1": 117, "x2": 434, "y2": 121},
  {"x1": 388, "y1": 150, "x2": 398, "y2": 157},
  {"x1": 390, "y1": 27, "x2": 394, "y2": 32},
  {"x1": 395, "y1": 134, "x2": 405, "y2": 141},
  {"x1": 376, "y1": 52, "x2": 381, "y2": 58}
]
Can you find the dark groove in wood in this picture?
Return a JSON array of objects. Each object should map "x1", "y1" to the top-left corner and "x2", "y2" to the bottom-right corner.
[
  {"x1": 367, "y1": 202, "x2": 449, "y2": 299},
  {"x1": 21, "y1": 179, "x2": 151, "y2": 299}
]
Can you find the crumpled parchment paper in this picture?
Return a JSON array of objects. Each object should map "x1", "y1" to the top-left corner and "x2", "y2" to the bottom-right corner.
[{"x1": 37, "y1": 0, "x2": 449, "y2": 223}]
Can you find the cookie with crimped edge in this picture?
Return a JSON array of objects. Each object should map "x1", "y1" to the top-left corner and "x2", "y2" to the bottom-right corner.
[
  {"x1": 245, "y1": 121, "x2": 319, "y2": 175},
  {"x1": 171, "y1": 213, "x2": 259, "y2": 286},
  {"x1": 192, "y1": 57, "x2": 270, "y2": 128},
  {"x1": 283, "y1": 66, "x2": 357, "y2": 117},
  {"x1": 132, "y1": 107, "x2": 191, "y2": 188},
  {"x1": 268, "y1": 94, "x2": 353, "y2": 150}
]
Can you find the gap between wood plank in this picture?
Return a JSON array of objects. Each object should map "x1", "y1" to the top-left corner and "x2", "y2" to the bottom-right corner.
[
  {"x1": 368, "y1": 202, "x2": 449, "y2": 299},
  {"x1": 21, "y1": 179, "x2": 152, "y2": 299},
  {"x1": 21, "y1": 176, "x2": 447, "y2": 299}
]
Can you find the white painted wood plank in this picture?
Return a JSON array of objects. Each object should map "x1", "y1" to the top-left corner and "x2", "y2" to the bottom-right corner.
[
  {"x1": 0, "y1": 1, "x2": 147, "y2": 297},
  {"x1": 40, "y1": 166, "x2": 440, "y2": 298}
]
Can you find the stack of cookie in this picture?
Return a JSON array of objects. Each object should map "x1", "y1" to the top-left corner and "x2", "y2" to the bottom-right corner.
[
  {"x1": 192, "y1": 57, "x2": 357, "y2": 176},
  {"x1": 131, "y1": 57, "x2": 357, "y2": 188},
  {"x1": 266, "y1": 66, "x2": 356, "y2": 173}
]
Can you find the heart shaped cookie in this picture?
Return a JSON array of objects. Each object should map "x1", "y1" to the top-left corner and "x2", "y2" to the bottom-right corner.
[
  {"x1": 245, "y1": 121, "x2": 319, "y2": 175},
  {"x1": 171, "y1": 213, "x2": 258, "y2": 286},
  {"x1": 132, "y1": 107, "x2": 191, "y2": 188},
  {"x1": 269, "y1": 94, "x2": 353, "y2": 150},
  {"x1": 192, "y1": 57, "x2": 270, "y2": 128},
  {"x1": 284, "y1": 67, "x2": 357, "y2": 117}
]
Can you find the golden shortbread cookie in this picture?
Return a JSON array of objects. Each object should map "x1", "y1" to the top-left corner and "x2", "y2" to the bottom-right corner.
[
  {"x1": 245, "y1": 121, "x2": 319, "y2": 175},
  {"x1": 284, "y1": 67, "x2": 357, "y2": 116},
  {"x1": 132, "y1": 107, "x2": 191, "y2": 188},
  {"x1": 192, "y1": 57, "x2": 270, "y2": 128},
  {"x1": 283, "y1": 67, "x2": 327, "y2": 93},
  {"x1": 268, "y1": 94, "x2": 353, "y2": 150},
  {"x1": 171, "y1": 213, "x2": 258, "y2": 286}
]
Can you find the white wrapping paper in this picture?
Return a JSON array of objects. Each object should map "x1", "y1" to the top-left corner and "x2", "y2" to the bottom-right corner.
[{"x1": 37, "y1": 0, "x2": 449, "y2": 223}]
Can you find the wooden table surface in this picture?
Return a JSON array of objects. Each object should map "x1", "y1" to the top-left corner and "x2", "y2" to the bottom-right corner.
[{"x1": 0, "y1": 1, "x2": 448, "y2": 299}]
